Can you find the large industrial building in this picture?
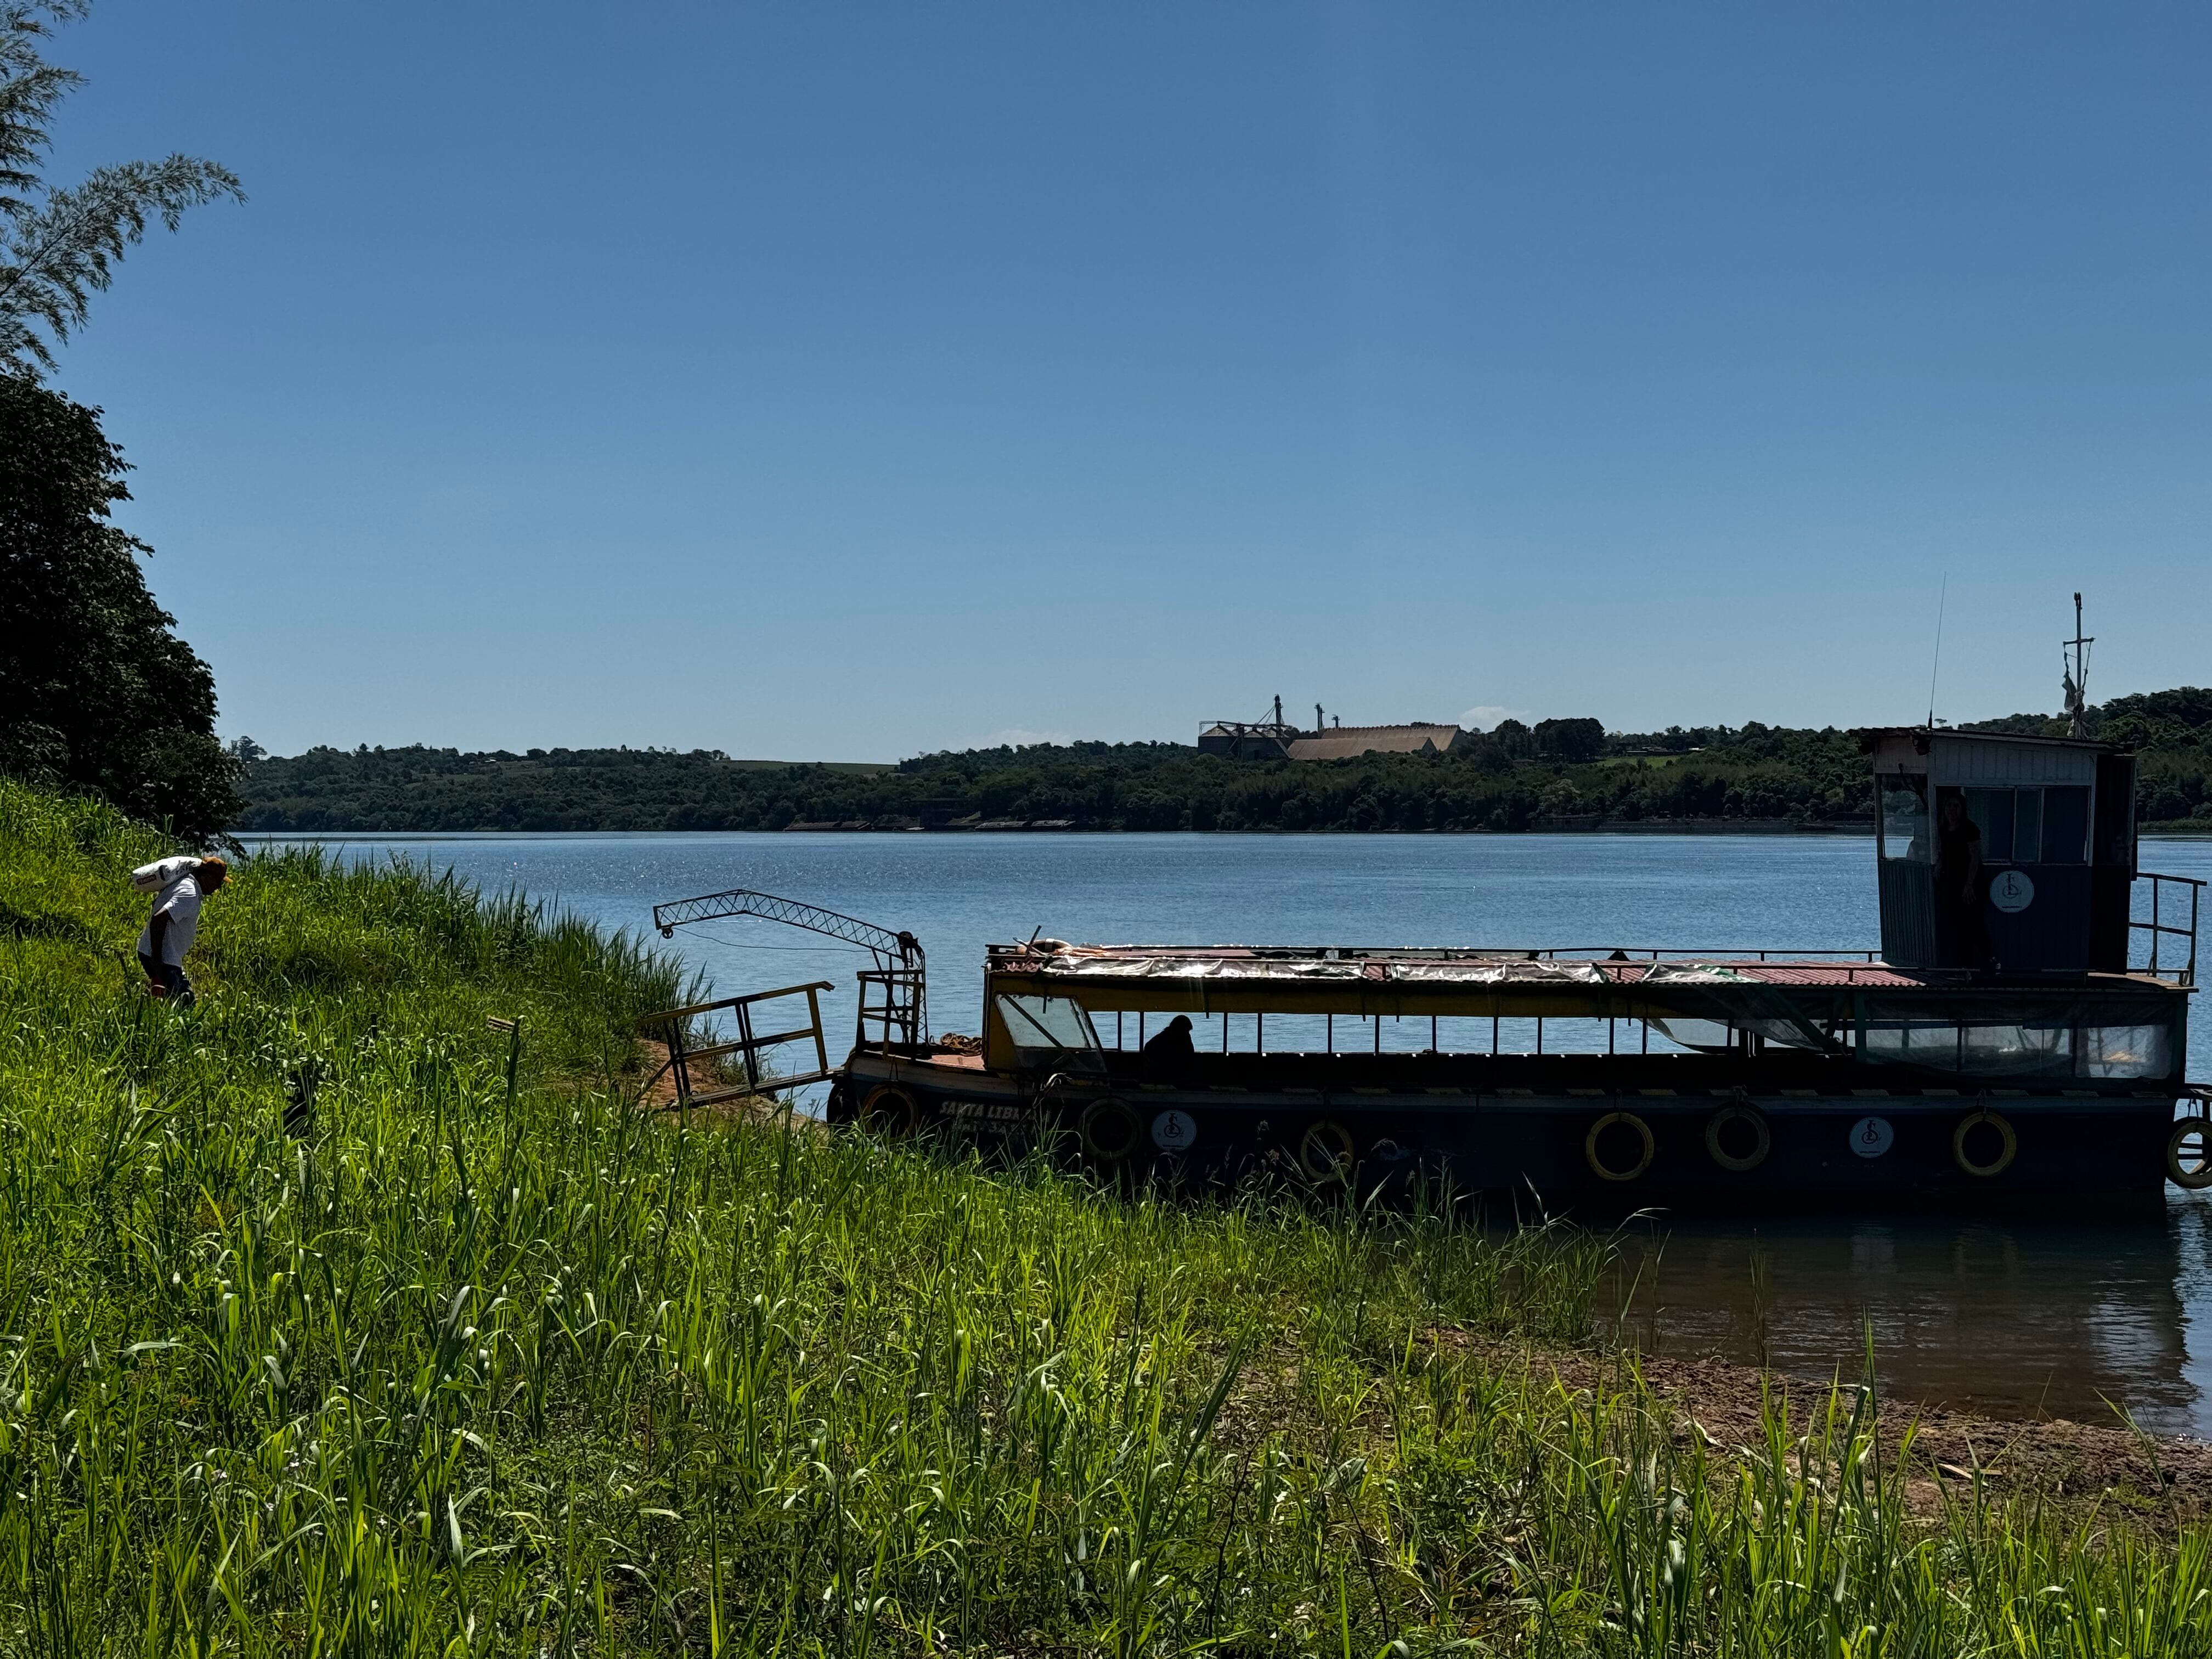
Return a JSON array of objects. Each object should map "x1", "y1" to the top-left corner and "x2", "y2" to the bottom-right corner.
[{"x1": 1198, "y1": 698, "x2": 1468, "y2": 761}]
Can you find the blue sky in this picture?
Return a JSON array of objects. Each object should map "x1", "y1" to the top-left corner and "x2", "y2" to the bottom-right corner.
[{"x1": 41, "y1": 3, "x2": 2212, "y2": 759}]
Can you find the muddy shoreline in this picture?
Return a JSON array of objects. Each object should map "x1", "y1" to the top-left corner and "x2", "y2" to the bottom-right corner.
[{"x1": 1464, "y1": 1330, "x2": 2212, "y2": 1523}]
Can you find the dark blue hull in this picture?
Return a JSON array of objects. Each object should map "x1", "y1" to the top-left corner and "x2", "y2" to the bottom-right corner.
[{"x1": 838, "y1": 1051, "x2": 2186, "y2": 1206}]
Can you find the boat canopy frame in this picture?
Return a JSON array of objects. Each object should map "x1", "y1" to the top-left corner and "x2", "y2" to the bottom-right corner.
[
  {"x1": 986, "y1": 943, "x2": 2187, "y2": 1021},
  {"x1": 981, "y1": 943, "x2": 2190, "y2": 1079}
]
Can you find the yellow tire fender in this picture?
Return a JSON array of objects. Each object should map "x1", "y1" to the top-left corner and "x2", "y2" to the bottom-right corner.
[
  {"x1": 1951, "y1": 1109, "x2": 2017, "y2": 1178},
  {"x1": 861, "y1": 1084, "x2": 922, "y2": 1138},
  {"x1": 1299, "y1": 1119, "x2": 1357, "y2": 1183},
  {"x1": 1585, "y1": 1111, "x2": 1655, "y2": 1182},
  {"x1": 2168, "y1": 1117, "x2": 2212, "y2": 1190},
  {"x1": 1703, "y1": 1104, "x2": 1771, "y2": 1172},
  {"x1": 1077, "y1": 1095, "x2": 1143, "y2": 1163}
]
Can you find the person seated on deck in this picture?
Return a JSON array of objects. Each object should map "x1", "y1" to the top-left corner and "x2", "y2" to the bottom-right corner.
[{"x1": 1141, "y1": 1014, "x2": 1199, "y2": 1084}]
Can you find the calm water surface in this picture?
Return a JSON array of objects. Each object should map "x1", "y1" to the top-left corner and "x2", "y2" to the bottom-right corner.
[{"x1": 241, "y1": 830, "x2": 2212, "y2": 1434}]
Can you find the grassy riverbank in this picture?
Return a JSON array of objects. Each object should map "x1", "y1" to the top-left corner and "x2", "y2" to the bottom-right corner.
[{"x1": 6, "y1": 775, "x2": 2212, "y2": 1653}]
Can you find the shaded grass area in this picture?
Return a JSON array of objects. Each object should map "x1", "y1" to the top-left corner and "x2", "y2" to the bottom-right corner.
[{"x1": 5, "y1": 776, "x2": 2212, "y2": 1654}]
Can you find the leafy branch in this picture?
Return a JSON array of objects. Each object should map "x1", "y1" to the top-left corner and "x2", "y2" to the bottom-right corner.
[{"x1": 0, "y1": 1, "x2": 241, "y2": 376}]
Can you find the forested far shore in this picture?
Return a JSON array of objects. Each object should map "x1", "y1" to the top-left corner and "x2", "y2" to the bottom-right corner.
[{"x1": 228, "y1": 687, "x2": 2212, "y2": 834}]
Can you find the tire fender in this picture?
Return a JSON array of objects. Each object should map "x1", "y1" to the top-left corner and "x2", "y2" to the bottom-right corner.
[
  {"x1": 1585, "y1": 1111, "x2": 1655, "y2": 1182},
  {"x1": 1703, "y1": 1104, "x2": 1771, "y2": 1172},
  {"x1": 1951, "y1": 1109, "x2": 2017, "y2": 1178},
  {"x1": 2168, "y1": 1118, "x2": 2212, "y2": 1190},
  {"x1": 861, "y1": 1084, "x2": 922, "y2": 1139},
  {"x1": 1299, "y1": 1119, "x2": 1357, "y2": 1183},
  {"x1": 1077, "y1": 1095, "x2": 1144, "y2": 1163}
]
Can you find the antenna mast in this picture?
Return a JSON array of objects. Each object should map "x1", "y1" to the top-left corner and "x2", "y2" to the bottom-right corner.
[
  {"x1": 2062, "y1": 592, "x2": 2094, "y2": 738},
  {"x1": 1926, "y1": 574, "x2": 1948, "y2": 727}
]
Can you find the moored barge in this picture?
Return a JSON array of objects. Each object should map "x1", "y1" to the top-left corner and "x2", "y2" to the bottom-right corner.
[{"x1": 648, "y1": 725, "x2": 2209, "y2": 1204}]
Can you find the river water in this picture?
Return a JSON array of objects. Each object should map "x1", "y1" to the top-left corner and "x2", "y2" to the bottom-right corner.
[{"x1": 240, "y1": 829, "x2": 2212, "y2": 1435}]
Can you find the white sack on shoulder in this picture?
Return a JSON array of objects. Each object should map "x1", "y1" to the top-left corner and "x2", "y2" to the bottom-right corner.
[{"x1": 131, "y1": 855, "x2": 202, "y2": 893}]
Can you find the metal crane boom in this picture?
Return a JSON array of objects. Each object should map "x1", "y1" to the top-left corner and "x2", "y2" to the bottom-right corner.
[
  {"x1": 654, "y1": 888, "x2": 919, "y2": 966},
  {"x1": 652, "y1": 888, "x2": 928, "y2": 1050}
]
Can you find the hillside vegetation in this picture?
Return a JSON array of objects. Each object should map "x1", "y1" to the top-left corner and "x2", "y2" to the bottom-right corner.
[
  {"x1": 14, "y1": 773, "x2": 2212, "y2": 1651},
  {"x1": 233, "y1": 726, "x2": 1870, "y2": 834},
  {"x1": 234, "y1": 689, "x2": 2212, "y2": 834}
]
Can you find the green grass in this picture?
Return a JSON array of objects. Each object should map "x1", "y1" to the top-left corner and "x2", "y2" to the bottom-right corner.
[{"x1": 5, "y1": 775, "x2": 2212, "y2": 1654}]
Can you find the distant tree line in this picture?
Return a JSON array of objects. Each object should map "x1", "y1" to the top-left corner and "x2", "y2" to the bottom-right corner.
[
  {"x1": 229, "y1": 692, "x2": 2212, "y2": 834},
  {"x1": 234, "y1": 721, "x2": 1848, "y2": 834}
]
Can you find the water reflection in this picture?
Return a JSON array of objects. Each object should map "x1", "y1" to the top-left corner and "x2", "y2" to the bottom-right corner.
[{"x1": 1604, "y1": 1192, "x2": 2212, "y2": 1434}]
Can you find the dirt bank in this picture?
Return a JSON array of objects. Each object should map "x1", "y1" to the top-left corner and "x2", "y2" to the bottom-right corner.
[{"x1": 1452, "y1": 1330, "x2": 2212, "y2": 1525}]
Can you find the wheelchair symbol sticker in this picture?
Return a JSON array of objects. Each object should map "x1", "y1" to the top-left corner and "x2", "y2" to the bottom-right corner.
[
  {"x1": 1850, "y1": 1116, "x2": 1894, "y2": 1158},
  {"x1": 1152, "y1": 1110, "x2": 1197, "y2": 1151}
]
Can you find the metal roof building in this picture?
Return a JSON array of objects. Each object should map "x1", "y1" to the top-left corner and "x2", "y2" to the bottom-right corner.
[
  {"x1": 1283, "y1": 723, "x2": 1466, "y2": 761},
  {"x1": 1197, "y1": 720, "x2": 1467, "y2": 761}
]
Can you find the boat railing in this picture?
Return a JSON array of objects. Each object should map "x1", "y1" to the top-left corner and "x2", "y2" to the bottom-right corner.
[
  {"x1": 856, "y1": 966, "x2": 930, "y2": 1054},
  {"x1": 2135, "y1": 872, "x2": 2204, "y2": 987}
]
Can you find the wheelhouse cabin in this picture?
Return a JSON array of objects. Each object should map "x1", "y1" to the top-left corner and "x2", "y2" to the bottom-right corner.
[{"x1": 1868, "y1": 727, "x2": 2142, "y2": 975}]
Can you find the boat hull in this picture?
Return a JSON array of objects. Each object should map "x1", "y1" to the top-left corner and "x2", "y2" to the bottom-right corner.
[{"x1": 837, "y1": 1052, "x2": 2183, "y2": 1205}]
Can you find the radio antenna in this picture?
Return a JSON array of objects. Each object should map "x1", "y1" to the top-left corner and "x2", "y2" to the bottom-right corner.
[
  {"x1": 2062, "y1": 591, "x2": 2094, "y2": 738},
  {"x1": 1926, "y1": 573, "x2": 1948, "y2": 728}
]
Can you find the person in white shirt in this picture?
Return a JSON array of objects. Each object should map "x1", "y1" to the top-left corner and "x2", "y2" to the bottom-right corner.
[{"x1": 132, "y1": 855, "x2": 227, "y2": 1006}]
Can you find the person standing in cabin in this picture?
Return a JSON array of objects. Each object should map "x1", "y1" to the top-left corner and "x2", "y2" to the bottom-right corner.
[
  {"x1": 1935, "y1": 793, "x2": 1992, "y2": 972},
  {"x1": 1142, "y1": 1013, "x2": 1198, "y2": 1084},
  {"x1": 132, "y1": 854, "x2": 227, "y2": 1007}
]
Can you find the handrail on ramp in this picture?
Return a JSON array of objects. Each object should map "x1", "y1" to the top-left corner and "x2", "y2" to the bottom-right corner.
[{"x1": 636, "y1": 979, "x2": 835, "y2": 1114}]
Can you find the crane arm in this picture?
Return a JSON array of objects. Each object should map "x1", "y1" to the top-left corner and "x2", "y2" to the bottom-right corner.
[{"x1": 652, "y1": 888, "x2": 922, "y2": 970}]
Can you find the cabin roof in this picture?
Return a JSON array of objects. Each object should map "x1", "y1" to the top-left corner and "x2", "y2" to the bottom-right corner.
[{"x1": 1855, "y1": 725, "x2": 2131, "y2": 756}]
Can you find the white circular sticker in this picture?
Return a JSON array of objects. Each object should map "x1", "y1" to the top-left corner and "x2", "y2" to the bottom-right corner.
[
  {"x1": 1849, "y1": 1116, "x2": 1895, "y2": 1159},
  {"x1": 1989, "y1": 870, "x2": 2035, "y2": 913},
  {"x1": 1151, "y1": 1110, "x2": 1197, "y2": 1151}
]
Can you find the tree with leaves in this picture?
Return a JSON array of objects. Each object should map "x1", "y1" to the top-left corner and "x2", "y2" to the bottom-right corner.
[
  {"x1": 1, "y1": 1, "x2": 244, "y2": 840},
  {"x1": 2, "y1": 1, "x2": 241, "y2": 375},
  {"x1": 1, "y1": 375, "x2": 241, "y2": 841}
]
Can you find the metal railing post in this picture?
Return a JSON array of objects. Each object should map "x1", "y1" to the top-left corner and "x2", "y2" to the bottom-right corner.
[
  {"x1": 806, "y1": 984, "x2": 828, "y2": 1080},
  {"x1": 2154, "y1": 877, "x2": 2163, "y2": 977},
  {"x1": 736, "y1": 999, "x2": 758, "y2": 1094}
]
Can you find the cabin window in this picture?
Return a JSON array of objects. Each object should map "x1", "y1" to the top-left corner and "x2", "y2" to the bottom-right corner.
[
  {"x1": 2012, "y1": 789, "x2": 2043, "y2": 866},
  {"x1": 2080, "y1": 1024, "x2": 2171, "y2": 1080},
  {"x1": 1951, "y1": 785, "x2": 2089, "y2": 865},
  {"x1": 1962, "y1": 788, "x2": 2016, "y2": 862},
  {"x1": 2041, "y1": 786, "x2": 2090, "y2": 864},
  {"x1": 995, "y1": 993, "x2": 1103, "y2": 1060},
  {"x1": 1878, "y1": 773, "x2": 1929, "y2": 861}
]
